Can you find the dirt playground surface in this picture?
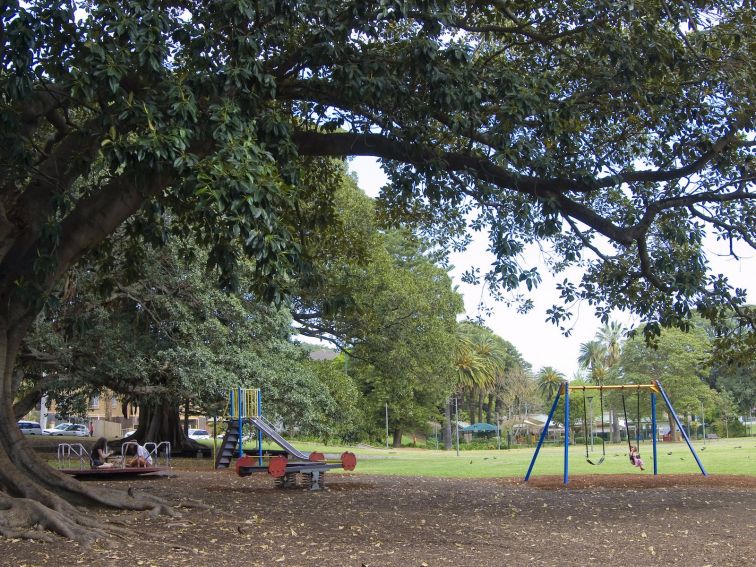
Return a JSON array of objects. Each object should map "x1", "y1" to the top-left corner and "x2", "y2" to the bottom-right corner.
[{"x1": 1, "y1": 467, "x2": 754, "y2": 567}]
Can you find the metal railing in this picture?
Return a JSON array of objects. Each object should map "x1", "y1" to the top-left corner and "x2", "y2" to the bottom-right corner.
[
  {"x1": 57, "y1": 441, "x2": 172, "y2": 470},
  {"x1": 57, "y1": 443, "x2": 90, "y2": 469},
  {"x1": 121, "y1": 441, "x2": 171, "y2": 467}
]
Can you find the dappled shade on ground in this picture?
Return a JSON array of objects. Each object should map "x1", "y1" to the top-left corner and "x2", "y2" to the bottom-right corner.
[
  {"x1": 1, "y1": 464, "x2": 754, "y2": 566},
  {"x1": 519, "y1": 473, "x2": 756, "y2": 490}
]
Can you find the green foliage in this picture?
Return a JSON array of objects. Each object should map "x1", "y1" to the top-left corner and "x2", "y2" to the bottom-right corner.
[
  {"x1": 537, "y1": 366, "x2": 565, "y2": 402},
  {"x1": 2, "y1": 0, "x2": 754, "y2": 355},
  {"x1": 291, "y1": 174, "x2": 464, "y2": 438},
  {"x1": 22, "y1": 238, "x2": 341, "y2": 433},
  {"x1": 49, "y1": 390, "x2": 89, "y2": 421},
  {"x1": 455, "y1": 321, "x2": 509, "y2": 393},
  {"x1": 620, "y1": 325, "x2": 713, "y2": 414},
  {"x1": 309, "y1": 358, "x2": 365, "y2": 443}
]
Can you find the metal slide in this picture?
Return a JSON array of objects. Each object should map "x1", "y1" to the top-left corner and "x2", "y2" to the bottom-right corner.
[{"x1": 250, "y1": 416, "x2": 309, "y2": 460}]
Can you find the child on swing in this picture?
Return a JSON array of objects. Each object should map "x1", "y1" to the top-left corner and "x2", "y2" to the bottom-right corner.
[{"x1": 629, "y1": 445, "x2": 645, "y2": 471}]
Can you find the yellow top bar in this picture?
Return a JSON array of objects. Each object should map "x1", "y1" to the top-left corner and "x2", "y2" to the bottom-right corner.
[{"x1": 565, "y1": 384, "x2": 661, "y2": 394}]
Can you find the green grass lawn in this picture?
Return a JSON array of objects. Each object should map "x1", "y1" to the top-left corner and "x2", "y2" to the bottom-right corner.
[{"x1": 200, "y1": 436, "x2": 755, "y2": 478}]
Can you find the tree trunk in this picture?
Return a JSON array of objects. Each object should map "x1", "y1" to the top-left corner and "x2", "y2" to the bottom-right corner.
[
  {"x1": 667, "y1": 413, "x2": 679, "y2": 442},
  {"x1": 131, "y1": 398, "x2": 203, "y2": 455},
  {"x1": 611, "y1": 409, "x2": 621, "y2": 443},
  {"x1": 486, "y1": 393, "x2": 495, "y2": 424},
  {"x1": 392, "y1": 427, "x2": 402, "y2": 448},
  {"x1": 0, "y1": 319, "x2": 176, "y2": 542},
  {"x1": 104, "y1": 391, "x2": 113, "y2": 421},
  {"x1": 443, "y1": 400, "x2": 453, "y2": 450},
  {"x1": 183, "y1": 398, "x2": 190, "y2": 436}
]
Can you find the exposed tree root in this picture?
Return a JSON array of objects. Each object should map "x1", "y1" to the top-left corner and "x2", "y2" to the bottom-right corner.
[
  {"x1": 0, "y1": 485, "x2": 197, "y2": 543},
  {"x1": 0, "y1": 493, "x2": 107, "y2": 544}
]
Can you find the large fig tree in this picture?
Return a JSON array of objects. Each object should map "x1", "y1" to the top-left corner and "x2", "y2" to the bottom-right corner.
[{"x1": 1, "y1": 0, "x2": 753, "y2": 541}]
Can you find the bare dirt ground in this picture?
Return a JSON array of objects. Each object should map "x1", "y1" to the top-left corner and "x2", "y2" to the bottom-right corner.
[{"x1": 1, "y1": 465, "x2": 754, "y2": 567}]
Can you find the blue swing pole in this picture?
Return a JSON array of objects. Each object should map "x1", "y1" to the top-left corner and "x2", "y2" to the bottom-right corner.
[
  {"x1": 655, "y1": 380, "x2": 707, "y2": 476},
  {"x1": 651, "y1": 392, "x2": 658, "y2": 476},
  {"x1": 563, "y1": 382, "x2": 570, "y2": 485},
  {"x1": 257, "y1": 389, "x2": 263, "y2": 466},
  {"x1": 237, "y1": 387, "x2": 244, "y2": 459},
  {"x1": 525, "y1": 383, "x2": 563, "y2": 481}
]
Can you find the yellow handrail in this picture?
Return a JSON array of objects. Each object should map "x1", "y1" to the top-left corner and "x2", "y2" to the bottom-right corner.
[{"x1": 227, "y1": 388, "x2": 260, "y2": 418}]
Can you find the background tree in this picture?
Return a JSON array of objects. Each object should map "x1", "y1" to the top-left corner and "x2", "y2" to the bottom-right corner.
[
  {"x1": 20, "y1": 240, "x2": 340, "y2": 452},
  {"x1": 287, "y1": 168, "x2": 465, "y2": 447},
  {"x1": 1, "y1": 0, "x2": 754, "y2": 541},
  {"x1": 618, "y1": 325, "x2": 717, "y2": 441},
  {"x1": 578, "y1": 322, "x2": 626, "y2": 441},
  {"x1": 308, "y1": 355, "x2": 365, "y2": 445},
  {"x1": 537, "y1": 366, "x2": 565, "y2": 403},
  {"x1": 703, "y1": 311, "x2": 756, "y2": 419},
  {"x1": 484, "y1": 338, "x2": 530, "y2": 424},
  {"x1": 340, "y1": 231, "x2": 463, "y2": 447},
  {"x1": 454, "y1": 321, "x2": 509, "y2": 424}
]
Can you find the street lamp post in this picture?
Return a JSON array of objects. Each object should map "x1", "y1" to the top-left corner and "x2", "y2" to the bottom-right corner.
[
  {"x1": 385, "y1": 402, "x2": 389, "y2": 449},
  {"x1": 455, "y1": 397, "x2": 460, "y2": 457},
  {"x1": 496, "y1": 412, "x2": 501, "y2": 450}
]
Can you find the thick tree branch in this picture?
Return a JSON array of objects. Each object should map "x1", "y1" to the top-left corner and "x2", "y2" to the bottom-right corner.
[
  {"x1": 605, "y1": 117, "x2": 752, "y2": 187},
  {"x1": 293, "y1": 130, "x2": 637, "y2": 245},
  {"x1": 12, "y1": 374, "x2": 62, "y2": 420}
]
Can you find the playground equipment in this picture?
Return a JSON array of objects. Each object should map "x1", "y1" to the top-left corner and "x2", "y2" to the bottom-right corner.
[
  {"x1": 525, "y1": 380, "x2": 707, "y2": 485},
  {"x1": 57, "y1": 441, "x2": 171, "y2": 477},
  {"x1": 214, "y1": 388, "x2": 356, "y2": 490}
]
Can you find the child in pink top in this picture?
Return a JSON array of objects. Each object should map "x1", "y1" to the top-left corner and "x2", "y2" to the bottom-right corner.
[{"x1": 629, "y1": 445, "x2": 645, "y2": 471}]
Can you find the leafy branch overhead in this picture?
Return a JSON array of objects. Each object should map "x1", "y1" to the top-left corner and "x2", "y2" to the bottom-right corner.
[
  {"x1": 2, "y1": 1, "x2": 753, "y2": 340},
  {"x1": 0, "y1": 0, "x2": 754, "y2": 542}
]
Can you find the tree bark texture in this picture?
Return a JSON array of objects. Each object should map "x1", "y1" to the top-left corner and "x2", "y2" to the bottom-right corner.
[
  {"x1": 130, "y1": 399, "x2": 204, "y2": 455},
  {"x1": 443, "y1": 401, "x2": 453, "y2": 450},
  {"x1": 392, "y1": 427, "x2": 402, "y2": 448},
  {"x1": 0, "y1": 319, "x2": 177, "y2": 542}
]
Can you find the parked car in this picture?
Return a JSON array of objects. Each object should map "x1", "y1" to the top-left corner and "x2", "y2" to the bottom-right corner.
[
  {"x1": 17, "y1": 420, "x2": 43, "y2": 435},
  {"x1": 188, "y1": 428, "x2": 210, "y2": 440},
  {"x1": 45, "y1": 423, "x2": 88, "y2": 437},
  {"x1": 64, "y1": 424, "x2": 90, "y2": 437},
  {"x1": 43, "y1": 422, "x2": 73, "y2": 435}
]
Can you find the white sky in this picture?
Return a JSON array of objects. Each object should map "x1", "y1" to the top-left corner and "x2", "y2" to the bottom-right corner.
[{"x1": 348, "y1": 157, "x2": 756, "y2": 378}]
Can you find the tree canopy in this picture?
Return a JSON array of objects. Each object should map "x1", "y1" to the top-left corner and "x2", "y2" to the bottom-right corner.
[{"x1": 1, "y1": 0, "x2": 754, "y2": 542}]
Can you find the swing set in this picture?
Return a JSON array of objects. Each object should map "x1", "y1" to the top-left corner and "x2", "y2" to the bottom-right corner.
[{"x1": 525, "y1": 380, "x2": 707, "y2": 485}]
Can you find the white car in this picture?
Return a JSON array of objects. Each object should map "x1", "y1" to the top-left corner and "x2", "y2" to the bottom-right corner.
[
  {"x1": 44, "y1": 423, "x2": 88, "y2": 436},
  {"x1": 43, "y1": 422, "x2": 73, "y2": 435},
  {"x1": 18, "y1": 420, "x2": 43, "y2": 435},
  {"x1": 188, "y1": 428, "x2": 210, "y2": 440}
]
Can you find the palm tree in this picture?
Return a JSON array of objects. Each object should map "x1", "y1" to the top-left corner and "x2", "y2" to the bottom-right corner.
[
  {"x1": 453, "y1": 322, "x2": 508, "y2": 425},
  {"x1": 578, "y1": 321, "x2": 626, "y2": 441},
  {"x1": 537, "y1": 366, "x2": 565, "y2": 402},
  {"x1": 597, "y1": 321, "x2": 624, "y2": 367},
  {"x1": 578, "y1": 340, "x2": 607, "y2": 384}
]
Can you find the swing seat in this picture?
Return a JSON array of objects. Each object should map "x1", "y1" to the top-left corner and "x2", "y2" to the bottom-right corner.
[{"x1": 586, "y1": 456, "x2": 605, "y2": 466}]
